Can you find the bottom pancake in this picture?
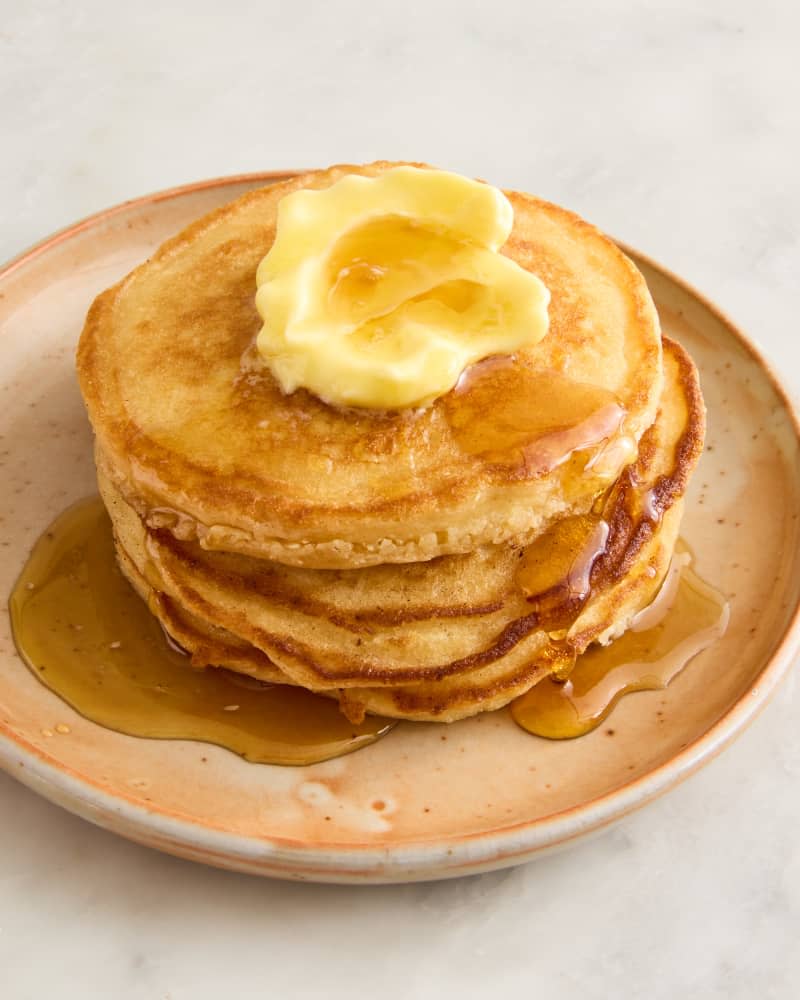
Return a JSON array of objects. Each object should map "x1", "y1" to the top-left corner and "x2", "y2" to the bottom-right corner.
[{"x1": 115, "y1": 541, "x2": 292, "y2": 686}]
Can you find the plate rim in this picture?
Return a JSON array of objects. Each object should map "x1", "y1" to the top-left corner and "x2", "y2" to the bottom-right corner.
[{"x1": 1, "y1": 171, "x2": 799, "y2": 882}]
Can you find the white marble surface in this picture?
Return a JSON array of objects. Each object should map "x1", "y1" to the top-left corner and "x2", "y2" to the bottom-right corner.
[{"x1": 1, "y1": 1, "x2": 799, "y2": 996}]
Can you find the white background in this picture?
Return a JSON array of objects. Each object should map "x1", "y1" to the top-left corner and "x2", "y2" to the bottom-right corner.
[{"x1": 1, "y1": 2, "x2": 799, "y2": 997}]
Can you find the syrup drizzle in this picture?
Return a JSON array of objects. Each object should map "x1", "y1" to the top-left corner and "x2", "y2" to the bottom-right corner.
[
  {"x1": 445, "y1": 354, "x2": 626, "y2": 476},
  {"x1": 9, "y1": 498, "x2": 395, "y2": 766},
  {"x1": 515, "y1": 512, "x2": 610, "y2": 623},
  {"x1": 510, "y1": 550, "x2": 729, "y2": 739}
]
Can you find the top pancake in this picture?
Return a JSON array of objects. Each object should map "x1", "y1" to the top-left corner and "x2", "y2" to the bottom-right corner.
[{"x1": 77, "y1": 162, "x2": 664, "y2": 569}]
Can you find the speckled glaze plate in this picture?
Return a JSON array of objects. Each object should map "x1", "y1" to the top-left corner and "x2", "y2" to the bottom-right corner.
[{"x1": 1, "y1": 174, "x2": 799, "y2": 883}]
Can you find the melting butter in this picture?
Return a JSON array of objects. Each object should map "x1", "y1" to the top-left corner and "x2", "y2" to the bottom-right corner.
[
  {"x1": 255, "y1": 166, "x2": 550, "y2": 409},
  {"x1": 9, "y1": 498, "x2": 395, "y2": 766},
  {"x1": 511, "y1": 550, "x2": 729, "y2": 739}
]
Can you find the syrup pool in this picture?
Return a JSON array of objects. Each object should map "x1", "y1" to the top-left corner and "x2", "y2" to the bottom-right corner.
[
  {"x1": 511, "y1": 549, "x2": 729, "y2": 739},
  {"x1": 9, "y1": 497, "x2": 395, "y2": 766}
]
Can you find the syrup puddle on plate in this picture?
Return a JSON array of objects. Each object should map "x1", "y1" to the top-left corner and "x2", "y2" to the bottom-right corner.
[
  {"x1": 9, "y1": 497, "x2": 395, "y2": 766},
  {"x1": 511, "y1": 547, "x2": 730, "y2": 739},
  {"x1": 9, "y1": 498, "x2": 728, "y2": 762}
]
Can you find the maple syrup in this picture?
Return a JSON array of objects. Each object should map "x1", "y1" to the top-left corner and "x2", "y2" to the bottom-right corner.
[
  {"x1": 327, "y1": 215, "x2": 458, "y2": 322},
  {"x1": 9, "y1": 498, "x2": 395, "y2": 765},
  {"x1": 511, "y1": 550, "x2": 729, "y2": 739},
  {"x1": 444, "y1": 354, "x2": 625, "y2": 476},
  {"x1": 515, "y1": 512, "x2": 610, "y2": 618}
]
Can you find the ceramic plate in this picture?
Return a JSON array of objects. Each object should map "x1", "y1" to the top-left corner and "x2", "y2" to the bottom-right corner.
[{"x1": 1, "y1": 174, "x2": 799, "y2": 883}]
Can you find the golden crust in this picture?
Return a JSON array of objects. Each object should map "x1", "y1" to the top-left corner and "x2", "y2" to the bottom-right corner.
[{"x1": 78, "y1": 161, "x2": 663, "y2": 568}]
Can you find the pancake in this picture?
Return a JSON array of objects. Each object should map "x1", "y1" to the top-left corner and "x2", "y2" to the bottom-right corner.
[
  {"x1": 114, "y1": 539, "x2": 291, "y2": 685},
  {"x1": 114, "y1": 505, "x2": 680, "y2": 724},
  {"x1": 78, "y1": 161, "x2": 664, "y2": 569},
  {"x1": 100, "y1": 338, "x2": 703, "y2": 722}
]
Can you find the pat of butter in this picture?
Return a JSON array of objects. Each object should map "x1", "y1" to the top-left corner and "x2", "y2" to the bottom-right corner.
[{"x1": 255, "y1": 166, "x2": 550, "y2": 409}]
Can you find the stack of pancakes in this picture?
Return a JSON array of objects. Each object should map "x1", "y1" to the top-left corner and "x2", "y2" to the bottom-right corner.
[{"x1": 77, "y1": 163, "x2": 704, "y2": 723}]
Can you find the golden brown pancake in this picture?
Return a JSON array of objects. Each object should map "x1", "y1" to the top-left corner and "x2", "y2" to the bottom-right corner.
[
  {"x1": 115, "y1": 507, "x2": 679, "y2": 723},
  {"x1": 100, "y1": 338, "x2": 703, "y2": 722},
  {"x1": 115, "y1": 542, "x2": 292, "y2": 686},
  {"x1": 78, "y1": 161, "x2": 664, "y2": 569}
]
